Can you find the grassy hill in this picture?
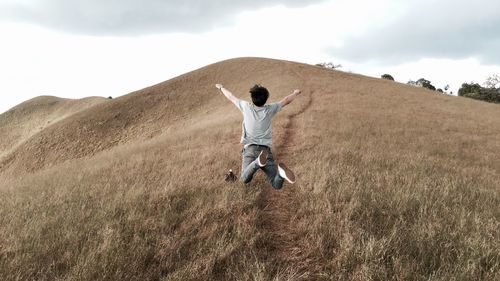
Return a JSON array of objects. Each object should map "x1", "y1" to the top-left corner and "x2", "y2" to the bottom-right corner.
[
  {"x1": 0, "y1": 96, "x2": 107, "y2": 160},
  {"x1": 0, "y1": 57, "x2": 499, "y2": 280}
]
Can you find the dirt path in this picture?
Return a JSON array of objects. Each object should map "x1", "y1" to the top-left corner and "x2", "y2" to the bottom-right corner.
[{"x1": 255, "y1": 67, "x2": 317, "y2": 278}]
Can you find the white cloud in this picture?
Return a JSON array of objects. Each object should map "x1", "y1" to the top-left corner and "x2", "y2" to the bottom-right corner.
[
  {"x1": 332, "y1": 0, "x2": 500, "y2": 64},
  {"x1": 0, "y1": 0, "x2": 327, "y2": 35}
]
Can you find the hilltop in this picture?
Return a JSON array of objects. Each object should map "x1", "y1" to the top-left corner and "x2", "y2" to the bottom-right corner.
[{"x1": 0, "y1": 58, "x2": 499, "y2": 280}]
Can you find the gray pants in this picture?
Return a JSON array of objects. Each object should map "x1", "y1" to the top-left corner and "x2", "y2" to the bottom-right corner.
[{"x1": 240, "y1": 145, "x2": 283, "y2": 189}]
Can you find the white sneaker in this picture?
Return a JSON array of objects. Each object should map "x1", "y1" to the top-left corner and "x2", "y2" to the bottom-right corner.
[
  {"x1": 278, "y1": 163, "x2": 296, "y2": 184},
  {"x1": 257, "y1": 150, "x2": 268, "y2": 167},
  {"x1": 225, "y1": 169, "x2": 237, "y2": 182}
]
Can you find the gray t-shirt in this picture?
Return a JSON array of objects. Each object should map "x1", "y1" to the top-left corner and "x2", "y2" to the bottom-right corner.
[{"x1": 236, "y1": 100, "x2": 282, "y2": 147}]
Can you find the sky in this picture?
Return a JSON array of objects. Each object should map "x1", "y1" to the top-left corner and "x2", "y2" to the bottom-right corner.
[{"x1": 1, "y1": 0, "x2": 499, "y2": 114}]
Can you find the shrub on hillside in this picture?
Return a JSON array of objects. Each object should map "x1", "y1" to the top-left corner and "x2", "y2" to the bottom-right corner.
[
  {"x1": 459, "y1": 82, "x2": 500, "y2": 103},
  {"x1": 381, "y1": 74, "x2": 394, "y2": 81},
  {"x1": 407, "y1": 78, "x2": 437, "y2": 91},
  {"x1": 437, "y1": 85, "x2": 452, "y2": 95},
  {"x1": 407, "y1": 80, "x2": 418, "y2": 86},
  {"x1": 416, "y1": 78, "x2": 436, "y2": 91},
  {"x1": 458, "y1": 82, "x2": 482, "y2": 96},
  {"x1": 315, "y1": 62, "x2": 342, "y2": 69}
]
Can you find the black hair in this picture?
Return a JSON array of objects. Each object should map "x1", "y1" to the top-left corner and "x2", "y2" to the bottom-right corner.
[{"x1": 250, "y1": 84, "x2": 269, "y2": 106}]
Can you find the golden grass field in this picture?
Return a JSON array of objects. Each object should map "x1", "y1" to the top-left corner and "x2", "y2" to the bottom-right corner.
[{"x1": 0, "y1": 57, "x2": 499, "y2": 280}]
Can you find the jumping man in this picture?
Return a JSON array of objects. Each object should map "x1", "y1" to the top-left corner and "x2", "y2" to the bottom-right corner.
[{"x1": 215, "y1": 83, "x2": 301, "y2": 189}]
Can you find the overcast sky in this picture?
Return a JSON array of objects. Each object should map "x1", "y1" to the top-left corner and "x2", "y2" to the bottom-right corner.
[{"x1": 1, "y1": 0, "x2": 499, "y2": 113}]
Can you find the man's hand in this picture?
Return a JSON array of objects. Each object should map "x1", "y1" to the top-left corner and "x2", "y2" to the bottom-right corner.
[
  {"x1": 215, "y1": 84, "x2": 223, "y2": 90},
  {"x1": 279, "y1": 89, "x2": 302, "y2": 107}
]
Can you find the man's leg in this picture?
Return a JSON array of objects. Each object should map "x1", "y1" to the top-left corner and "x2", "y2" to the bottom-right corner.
[
  {"x1": 261, "y1": 150, "x2": 284, "y2": 189},
  {"x1": 240, "y1": 146, "x2": 261, "y2": 183}
]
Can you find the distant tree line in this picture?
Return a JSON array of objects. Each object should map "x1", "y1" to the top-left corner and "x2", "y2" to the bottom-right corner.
[
  {"x1": 316, "y1": 61, "x2": 499, "y2": 104},
  {"x1": 381, "y1": 74, "x2": 450, "y2": 93},
  {"x1": 381, "y1": 73, "x2": 500, "y2": 103}
]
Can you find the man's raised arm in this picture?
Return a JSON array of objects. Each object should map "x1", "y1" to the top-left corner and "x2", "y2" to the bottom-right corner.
[
  {"x1": 279, "y1": 89, "x2": 301, "y2": 107},
  {"x1": 215, "y1": 84, "x2": 239, "y2": 106}
]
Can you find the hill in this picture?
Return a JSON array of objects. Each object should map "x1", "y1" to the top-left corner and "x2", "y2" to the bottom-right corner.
[
  {"x1": 0, "y1": 57, "x2": 499, "y2": 280},
  {"x1": 0, "y1": 96, "x2": 107, "y2": 160}
]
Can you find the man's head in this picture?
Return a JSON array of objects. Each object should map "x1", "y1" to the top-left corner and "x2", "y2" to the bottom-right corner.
[{"x1": 250, "y1": 84, "x2": 269, "y2": 106}]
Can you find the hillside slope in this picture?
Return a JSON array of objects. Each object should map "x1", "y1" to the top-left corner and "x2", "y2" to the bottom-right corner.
[
  {"x1": 0, "y1": 58, "x2": 307, "y2": 176},
  {"x1": 0, "y1": 96, "x2": 106, "y2": 159},
  {"x1": 0, "y1": 57, "x2": 499, "y2": 280}
]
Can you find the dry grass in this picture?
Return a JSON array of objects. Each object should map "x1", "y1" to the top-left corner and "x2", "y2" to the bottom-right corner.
[
  {"x1": 0, "y1": 96, "x2": 106, "y2": 159},
  {"x1": 1, "y1": 57, "x2": 499, "y2": 280},
  {"x1": 288, "y1": 69, "x2": 500, "y2": 280},
  {"x1": 1, "y1": 116, "x2": 266, "y2": 280}
]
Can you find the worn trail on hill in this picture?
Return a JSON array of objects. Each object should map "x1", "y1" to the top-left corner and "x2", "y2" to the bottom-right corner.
[{"x1": 255, "y1": 67, "x2": 317, "y2": 277}]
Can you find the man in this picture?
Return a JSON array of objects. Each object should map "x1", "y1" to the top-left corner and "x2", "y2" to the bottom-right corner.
[{"x1": 215, "y1": 83, "x2": 301, "y2": 189}]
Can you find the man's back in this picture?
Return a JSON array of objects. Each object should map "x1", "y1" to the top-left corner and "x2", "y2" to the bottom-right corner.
[{"x1": 237, "y1": 100, "x2": 282, "y2": 147}]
